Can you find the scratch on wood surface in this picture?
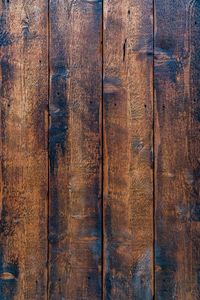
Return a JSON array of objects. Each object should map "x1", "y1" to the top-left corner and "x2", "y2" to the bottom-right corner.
[{"x1": 184, "y1": 0, "x2": 197, "y2": 99}]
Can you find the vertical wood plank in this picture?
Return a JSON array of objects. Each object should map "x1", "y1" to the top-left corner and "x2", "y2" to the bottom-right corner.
[
  {"x1": 103, "y1": 0, "x2": 153, "y2": 299},
  {"x1": 0, "y1": 0, "x2": 48, "y2": 299},
  {"x1": 49, "y1": 0, "x2": 102, "y2": 299},
  {"x1": 155, "y1": 0, "x2": 200, "y2": 299}
]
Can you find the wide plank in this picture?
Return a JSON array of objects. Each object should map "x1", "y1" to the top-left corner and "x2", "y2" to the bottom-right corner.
[
  {"x1": 155, "y1": 0, "x2": 200, "y2": 298},
  {"x1": 0, "y1": 0, "x2": 48, "y2": 299},
  {"x1": 49, "y1": 0, "x2": 102, "y2": 299},
  {"x1": 103, "y1": 0, "x2": 154, "y2": 298}
]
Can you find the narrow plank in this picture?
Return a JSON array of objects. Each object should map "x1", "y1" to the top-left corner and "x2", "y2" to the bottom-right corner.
[
  {"x1": 49, "y1": 0, "x2": 102, "y2": 299},
  {"x1": 103, "y1": 0, "x2": 153, "y2": 298},
  {"x1": 0, "y1": 0, "x2": 48, "y2": 299},
  {"x1": 155, "y1": 0, "x2": 200, "y2": 299}
]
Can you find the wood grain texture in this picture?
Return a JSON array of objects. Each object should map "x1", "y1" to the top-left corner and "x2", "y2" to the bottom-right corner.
[
  {"x1": 0, "y1": 0, "x2": 48, "y2": 299},
  {"x1": 2, "y1": 1, "x2": 200, "y2": 299},
  {"x1": 49, "y1": 0, "x2": 102, "y2": 299},
  {"x1": 155, "y1": 0, "x2": 200, "y2": 299},
  {"x1": 103, "y1": 0, "x2": 153, "y2": 299}
]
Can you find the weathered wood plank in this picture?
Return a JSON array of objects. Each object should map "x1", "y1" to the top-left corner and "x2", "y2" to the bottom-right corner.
[
  {"x1": 0, "y1": 0, "x2": 48, "y2": 299},
  {"x1": 49, "y1": 0, "x2": 102, "y2": 298},
  {"x1": 155, "y1": 0, "x2": 200, "y2": 299},
  {"x1": 103, "y1": 0, "x2": 153, "y2": 299}
]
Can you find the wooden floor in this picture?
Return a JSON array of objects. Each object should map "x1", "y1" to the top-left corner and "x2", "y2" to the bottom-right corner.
[{"x1": 0, "y1": 0, "x2": 199, "y2": 299}]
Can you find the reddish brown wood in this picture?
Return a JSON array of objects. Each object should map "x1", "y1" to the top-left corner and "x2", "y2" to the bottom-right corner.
[
  {"x1": 0, "y1": 0, "x2": 48, "y2": 299},
  {"x1": 103, "y1": 0, "x2": 154, "y2": 299},
  {"x1": 49, "y1": 1, "x2": 102, "y2": 299},
  {"x1": 1, "y1": 1, "x2": 200, "y2": 299},
  {"x1": 155, "y1": 0, "x2": 200, "y2": 299}
]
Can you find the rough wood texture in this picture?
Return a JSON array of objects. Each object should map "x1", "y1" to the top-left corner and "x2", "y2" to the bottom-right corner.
[
  {"x1": 49, "y1": 0, "x2": 102, "y2": 299},
  {"x1": 155, "y1": 0, "x2": 200, "y2": 299},
  {"x1": 1, "y1": 0, "x2": 200, "y2": 299},
  {"x1": 103, "y1": 0, "x2": 153, "y2": 299},
  {"x1": 0, "y1": 0, "x2": 48, "y2": 299}
]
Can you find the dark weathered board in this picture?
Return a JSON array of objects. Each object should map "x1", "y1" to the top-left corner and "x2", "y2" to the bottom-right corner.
[
  {"x1": 0, "y1": 0, "x2": 48, "y2": 299},
  {"x1": 103, "y1": 0, "x2": 153, "y2": 299},
  {"x1": 49, "y1": 0, "x2": 102, "y2": 299},
  {"x1": 155, "y1": 0, "x2": 200, "y2": 299},
  {"x1": 1, "y1": 0, "x2": 200, "y2": 298}
]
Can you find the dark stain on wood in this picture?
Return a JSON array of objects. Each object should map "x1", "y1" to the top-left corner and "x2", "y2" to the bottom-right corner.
[
  {"x1": 0, "y1": 17, "x2": 13, "y2": 47},
  {"x1": 132, "y1": 137, "x2": 144, "y2": 153},
  {"x1": 21, "y1": 19, "x2": 30, "y2": 39},
  {"x1": 1, "y1": 0, "x2": 200, "y2": 299},
  {"x1": 155, "y1": 243, "x2": 178, "y2": 300},
  {"x1": 132, "y1": 252, "x2": 152, "y2": 300},
  {"x1": 2, "y1": 0, "x2": 10, "y2": 7},
  {"x1": 49, "y1": 64, "x2": 68, "y2": 174},
  {"x1": 0, "y1": 57, "x2": 14, "y2": 85},
  {"x1": 0, "y1": 207, "x2": 16, "y2": 237},
  {"x1": 190, "y1": 146, "x2": 200, "y2": 220},
  {"x1": 0, "y1": 248, "x2": 19, "y2": 300},
  {"x1": 49, "y1": 5, "x2": 70, "y2": 298}
]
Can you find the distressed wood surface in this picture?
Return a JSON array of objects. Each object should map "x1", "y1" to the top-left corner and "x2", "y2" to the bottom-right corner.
[
  {"x1": 155, "y1": 0, "x2": 200, "y2": 299},
  {"x1": 49, "y1": 0, "x2": 102, "y2": 299},
  {"x1": 103, "y1": 0, "x2": 153, "y2": 299},
  {"x1": 1, "y1": 0, "x2": 200, "y2": 299},
  {"x1": 0, "y1": 0, "x2": 48, "y2": 299}
]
